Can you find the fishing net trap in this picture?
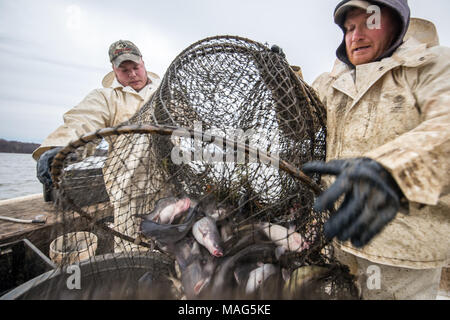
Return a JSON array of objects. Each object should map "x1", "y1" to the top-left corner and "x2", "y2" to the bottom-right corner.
[{"x1": 3, "y1": 35, "x2": 359, "y2": 300}]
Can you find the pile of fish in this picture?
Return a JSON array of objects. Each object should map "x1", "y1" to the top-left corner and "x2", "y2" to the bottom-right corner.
[{"x1": 136, "y1": 196, "x2": 332, "y2": 299}]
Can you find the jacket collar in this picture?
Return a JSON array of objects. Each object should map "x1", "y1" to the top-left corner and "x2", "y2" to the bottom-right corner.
[
  {"x1": 330, "y1": 18, "x2": 439, "y2": 105},
  {"x1": 101, "y1": 71, "x2": 160, "y2": 93}
]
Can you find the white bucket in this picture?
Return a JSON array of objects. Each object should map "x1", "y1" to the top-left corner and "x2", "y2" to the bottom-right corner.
[{"x1": 49, "y1": 232, "x2": 98, "y2": 265}]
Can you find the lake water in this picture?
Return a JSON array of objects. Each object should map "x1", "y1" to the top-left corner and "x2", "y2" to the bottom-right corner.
[{"x1": 0, "y1": 153, "x2": 43, "y2": 200}]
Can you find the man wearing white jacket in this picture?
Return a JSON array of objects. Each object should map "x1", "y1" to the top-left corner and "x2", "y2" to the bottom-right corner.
[
  {"x1": 33, "y1": 40, "x2": 160, "y2": 191},
  {"x1": 303, "y1": 0, "x2": 450, "y2": 299}
]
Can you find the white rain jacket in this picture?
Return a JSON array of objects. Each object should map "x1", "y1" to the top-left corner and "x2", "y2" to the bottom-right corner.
[{"x1": 312, "y1": 18, "x2": 450, "y2": 269}]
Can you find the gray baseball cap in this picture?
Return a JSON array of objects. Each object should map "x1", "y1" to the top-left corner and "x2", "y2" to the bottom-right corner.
[
  {"x1": 108, "y1": 40, "x2": 142, "y2": 68},
  {"x1": 334, "y1": 0, "x2": 371, "y2": 25}
]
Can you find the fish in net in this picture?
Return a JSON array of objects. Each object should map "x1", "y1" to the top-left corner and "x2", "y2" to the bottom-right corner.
[{"x1": 26, "y1": 35, "x2": 359, "y2": 300}]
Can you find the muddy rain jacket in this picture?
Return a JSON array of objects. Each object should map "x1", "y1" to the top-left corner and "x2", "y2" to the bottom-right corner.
[{"x1": 312, "y1": 18, "x2": 450, "y2": 269}]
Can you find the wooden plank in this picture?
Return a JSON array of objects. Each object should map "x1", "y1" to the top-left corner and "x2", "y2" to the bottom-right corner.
[
  {"x1": 0, "y1": 195, "x2": 114, "y2": 257},
  {"x1": 0, "y1": 195, "x2": 59, "y2": 242}
]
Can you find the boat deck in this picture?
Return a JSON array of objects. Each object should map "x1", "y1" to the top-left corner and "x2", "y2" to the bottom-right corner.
[
  {"x1": 0, "y1": 194, "x2": 448, "y2": 299},
  {"x1": 0, "y1": 194, "x2": 61, "y2": 253},
  {"x1": 0, "y1": 194, "x2": 113, "y2": 257}
]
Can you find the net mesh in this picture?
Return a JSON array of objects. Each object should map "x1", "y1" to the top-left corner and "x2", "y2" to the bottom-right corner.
[{"x1": 24, "y1": 35, "x2": 358, "y2": 300}]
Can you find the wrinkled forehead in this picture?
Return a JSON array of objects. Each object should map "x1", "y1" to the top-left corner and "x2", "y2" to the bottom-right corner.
[{"x1": 344, "y1": 7, "x2": 371, "y2": 25}]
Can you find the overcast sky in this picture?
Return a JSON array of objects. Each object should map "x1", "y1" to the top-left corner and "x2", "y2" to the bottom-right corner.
[{"x1": 1, "y1": 0, "x2": 449, "y2": 144}]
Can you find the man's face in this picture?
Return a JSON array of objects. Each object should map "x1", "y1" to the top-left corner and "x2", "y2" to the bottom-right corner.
[
  {"x1": 113, "y1": 59, "x2": 148, "y2": 91},
  {"x1": 344, "y1": 7, "x2": 399, "y2": 66}
]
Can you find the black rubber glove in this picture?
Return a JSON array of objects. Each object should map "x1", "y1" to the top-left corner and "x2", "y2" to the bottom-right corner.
[
  {"x1": 271, "y1": 45, "x2": 286, "y2": 58},
  {"x1": 302, "y1": 158, "x2": 404, "y2": 248},
  {"x1": 36, "y1": 147, "x2": 63, "y2": 188}
]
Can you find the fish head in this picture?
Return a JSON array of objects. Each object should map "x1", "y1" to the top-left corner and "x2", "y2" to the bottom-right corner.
[
  {"x1": 194, "y1": 278, "x2": 207, "y2": 295},
  {"x1": 246, "y1": 264, "x2": 278, "y2": 295},
  {"x1": 212, "y1": 245, "x2": 223, "y2": 258},
  {"x1": 176, "y1": 197, "x2": 191, "y2": 212},
  {"x1": 203, "y1": 233, "x2": 223, "y2": 257},
  {"x1": 288, "y1": 232, "x2": 306, "y2": 252},
  {"x1": 156, "y1": 197, "x2": 191, "y2": 224},
  {"x1": 182, "y1": 259, "x2": 212, "y2": 297},
  {"x1": 181, "y1": 261, "x2": 202, "y2": 296}
]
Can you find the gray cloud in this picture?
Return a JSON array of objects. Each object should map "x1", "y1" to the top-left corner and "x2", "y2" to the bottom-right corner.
[{"x1": 1, "y1": 0, "x2": 449, "y2": 145}]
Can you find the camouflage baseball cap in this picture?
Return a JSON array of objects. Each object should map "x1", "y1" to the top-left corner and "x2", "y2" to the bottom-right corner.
[{"x1": 108, "y1": 40, "x2": 142, "y2": 67}]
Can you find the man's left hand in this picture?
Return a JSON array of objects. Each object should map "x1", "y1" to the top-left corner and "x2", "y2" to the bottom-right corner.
[
  {"x1": 302, "y1": 158, "x2": 404, "y2": 248},
  {"x1": 36, "y1": 147, "x2": 63, "y2": 188}
]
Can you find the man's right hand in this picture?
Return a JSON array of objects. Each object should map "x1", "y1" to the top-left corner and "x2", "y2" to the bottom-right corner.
[
  {"x1": 302, "y1": 158, "x2": 404, "y2": 248},
  {"x1": 36, "y1": 147, "x2": 63, "y2": 188}
]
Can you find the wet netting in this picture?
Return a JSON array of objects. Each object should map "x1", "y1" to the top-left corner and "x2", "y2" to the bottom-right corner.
[{"x1": 13, "y1": 36, "x2": 358, "y2": 300}]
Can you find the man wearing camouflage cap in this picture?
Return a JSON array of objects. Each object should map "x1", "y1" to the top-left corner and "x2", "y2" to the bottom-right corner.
[
  {"x1": 33, "y1": 40, "x2": 161, "y2": 192},
  {"x1": 303, "y1": 0, "x2": 450, "y2": 299}
]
